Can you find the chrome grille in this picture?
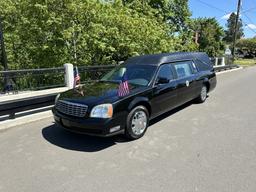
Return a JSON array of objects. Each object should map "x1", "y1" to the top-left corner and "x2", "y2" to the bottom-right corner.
[{"x1": 56, "y1": 100, "x2": 88, "y2": 117}]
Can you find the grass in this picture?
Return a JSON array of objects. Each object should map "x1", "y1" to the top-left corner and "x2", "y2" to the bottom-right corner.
[{"x1": 234, "y1": 58, "x2": 256, "y2": 66}]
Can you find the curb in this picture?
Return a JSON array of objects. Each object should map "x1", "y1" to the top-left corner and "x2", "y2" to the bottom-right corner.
[
  {"x1": 0, "y1": 110, "x2": 53, "y2": 132},
  {"x1": 216, "y1": 67, "x2": 243, "y2": 75}
]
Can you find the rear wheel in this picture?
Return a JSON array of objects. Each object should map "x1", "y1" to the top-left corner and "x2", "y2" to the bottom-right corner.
[
  {"x1": 196, "y1": 85, "x2": 208, "y2": 103},
  {"x1": 125, "y1": 106, "x2": 149, "y2": 140}
]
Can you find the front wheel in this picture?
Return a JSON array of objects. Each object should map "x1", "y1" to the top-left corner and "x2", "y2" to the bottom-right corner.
[
  {"x1": 125, "y1": 106, "x2": 149, "y2": 140},
  {"x1": 196, "y1": 85, "x2": 208, "y2": 103}
]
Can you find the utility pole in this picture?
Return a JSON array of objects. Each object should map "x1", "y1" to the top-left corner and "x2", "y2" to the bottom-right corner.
[
  {"x1": 194, "y1": 31, "x2": 199, "y2": 45},
  {"x1": 232, "y1": 0, "x2": 242, "y2": 56},
  {"x1": 0, "y1": 17, "x2": 8, "y2": 71},
  {"x1": 0, "y1": 17, "x2": 9, "y2": 92}
]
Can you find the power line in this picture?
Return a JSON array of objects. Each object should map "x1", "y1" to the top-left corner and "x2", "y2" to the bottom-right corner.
[
  {"x1": 195, "y1": 0, "x2": 229, "y2": 14},
  {"x1": 195, "y1": 0, "x2": 256, "y2": 20},
  {"x1": 241, "y1": 6, "x2": 256, "y2": 24},
  {"x1": 195, "y1": 0, "x2": 256, "y2": 16},
  {"x1": 194, "y1": 0, "x2": 256, "y2": 35},
  {"x1": 241, "y1": 6, "x2": 256, "y2": 13},
  {"x1": 240, "y1": 6, "x2": 256, "y2": 34},
  {"x1": 241, "y1": 21, "x2": 256, "y2": 34},
  {"x1": 243, "y1": 13, "x2": 255, "y2": 25}
]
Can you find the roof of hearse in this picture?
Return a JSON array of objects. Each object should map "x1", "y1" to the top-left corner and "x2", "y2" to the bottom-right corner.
[{"x1": 125, "y1": 52, "x2": 211, "y2": 66}]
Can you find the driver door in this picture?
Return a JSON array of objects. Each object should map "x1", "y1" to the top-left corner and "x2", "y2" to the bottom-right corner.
[{"x1": 151, "y1": 64, "x2": 178, "y2": 117}]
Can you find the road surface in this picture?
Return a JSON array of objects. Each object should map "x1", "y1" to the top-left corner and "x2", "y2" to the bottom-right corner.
[{"x1": 0, "y1": 67, "x2": 256, "y2": 192}]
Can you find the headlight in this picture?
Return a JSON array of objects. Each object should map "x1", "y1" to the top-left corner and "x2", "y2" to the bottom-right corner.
[
  {"x1": 55, "y1": 94, "x2": 60, "y2": 104},
  {"x1": 90, "y1": 104, "x2": 113, "y2": 118}
]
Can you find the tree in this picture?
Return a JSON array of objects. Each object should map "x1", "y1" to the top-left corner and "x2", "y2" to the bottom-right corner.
[
  {"x1": 122, "y1": 0, "x2": 191, "y2": 33},
  {"x1": 121, "y1": 0, "x2": 195, "y2": 52},
  {"x1": 0, "y1": 0, "x2": 183, "y2": 69},
  {"x1": 223, "y1": 12, "x2": 244, "y2": 43},
  {"x1": 191, "y1": 18, "x2": 225, "y2": 56},
  {"x1": 237, "y1": 38, "x2": 256, "y2": 55}
]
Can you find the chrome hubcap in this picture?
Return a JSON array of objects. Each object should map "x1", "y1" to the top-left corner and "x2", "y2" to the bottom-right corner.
[
  {"x1": 201, "y1": 86, "x2": 207, "y2": 101},
  {"x1": 131, "y1": 111, "x2": 147, "y2": 135}
]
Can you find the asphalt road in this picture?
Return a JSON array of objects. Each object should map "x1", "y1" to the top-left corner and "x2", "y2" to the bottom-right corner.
[{"x1": 0, "y1": 67, "x2": 256, "y2": 192}]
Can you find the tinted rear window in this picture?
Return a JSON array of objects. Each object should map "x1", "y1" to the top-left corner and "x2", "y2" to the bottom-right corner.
[{"x1": 173, "y1": 61, "x2": 193, "y2": 78}]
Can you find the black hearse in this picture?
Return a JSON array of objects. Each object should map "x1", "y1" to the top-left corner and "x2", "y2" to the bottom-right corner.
[{"x1": 53, "y1": 52, "x2": 216, "y2": 139}]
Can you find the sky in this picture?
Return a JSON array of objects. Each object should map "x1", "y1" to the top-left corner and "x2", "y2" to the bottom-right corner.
[{"x1": 189, "y1": 0, "x2": 256, "y2": 38}]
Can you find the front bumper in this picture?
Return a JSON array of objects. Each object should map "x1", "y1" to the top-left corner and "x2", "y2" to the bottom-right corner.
[
  {"x1": 52, "y1": 107, "x2": 127, "y2": 137},
  {"x1": 209, "y1": 75, "x2": 217, "y2": 93}
]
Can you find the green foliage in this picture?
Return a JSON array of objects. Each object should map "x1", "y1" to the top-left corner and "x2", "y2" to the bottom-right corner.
[
  {"x1": 122, "y1": 0, "x2": 191, "y2": 33},
  {"x1": 236, "y1": 38, "x2": 256, "y2": 52},
  {"x1": 234, "y1": 58, "x2": 256, "y2": 66},
  {"x1": 223, "y1": 12, "x2": 244, "y2": 43},
  {"x1": 190, "y1": 18, "x2": 225, "y2": 57},
  {"x1": 1, "y1": 0, "x2": 191, "y2": 69}
]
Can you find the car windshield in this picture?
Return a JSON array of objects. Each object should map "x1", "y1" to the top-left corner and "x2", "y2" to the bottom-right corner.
[{"x1": 101, "y1": 64, "x2": 156, "y2": 86}]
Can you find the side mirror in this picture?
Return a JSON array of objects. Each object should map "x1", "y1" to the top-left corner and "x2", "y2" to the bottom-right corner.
[{"x1": 156, "y1": 77, "x2": 169, "y2": 85}]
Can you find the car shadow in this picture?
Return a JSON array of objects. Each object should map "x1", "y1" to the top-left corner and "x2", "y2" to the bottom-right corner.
[
  {"x1": 42, "y1": 100, "x2": 196, "y2": 152},
  {"x1": 42, "y1": 125, "x2": 127, "y2": 152}
]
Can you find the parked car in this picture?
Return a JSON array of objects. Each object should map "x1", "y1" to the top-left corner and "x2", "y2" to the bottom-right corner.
[{"x1": 52, "y1": 52, "x2": 217, "y2": 139}]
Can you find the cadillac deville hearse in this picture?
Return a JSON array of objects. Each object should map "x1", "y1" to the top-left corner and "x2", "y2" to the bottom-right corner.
[{"x1": 52, "y1": 52, "x2": 217, "y2": 139}]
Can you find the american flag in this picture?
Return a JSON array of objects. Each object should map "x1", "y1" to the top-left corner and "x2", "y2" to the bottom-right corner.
[
  {"x1": 118, "y1": 72, "x2": 130, "y2": 97},
  {"x1": 73, "y1": 66, "x2": 80, "y2": 88}
]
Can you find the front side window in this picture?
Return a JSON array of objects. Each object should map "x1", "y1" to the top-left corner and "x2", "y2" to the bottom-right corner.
[
  {"x1": 174, "y1": 62, "x2": 193, "y2": 78},
  {"x1": 191, "y1": 62, "x2": 198, "y2": 73},
  {"x1": 157, "y1": 64, "x2": 174, "y2": 81}
]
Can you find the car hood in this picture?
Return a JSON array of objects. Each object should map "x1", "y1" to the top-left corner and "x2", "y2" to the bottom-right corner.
[{"x1": 58, "y1": 81, "x2": 146, "y2": 106}]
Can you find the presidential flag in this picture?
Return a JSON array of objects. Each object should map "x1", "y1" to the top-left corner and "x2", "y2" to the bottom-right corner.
[
  {"x1": 118, "y1": 72, "x2": 130, "y2": 97},
  {"x1": 73, "y1": 66, "x2": 81, "y2": 88}
]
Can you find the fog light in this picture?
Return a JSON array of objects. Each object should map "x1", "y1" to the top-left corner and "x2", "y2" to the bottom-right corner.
[
  {"x1": 54, "y1": 115, "x2": 60, "y2": 122},
  {"x1": 110, "y1": 126, "x2": 121, "y2": 133}
]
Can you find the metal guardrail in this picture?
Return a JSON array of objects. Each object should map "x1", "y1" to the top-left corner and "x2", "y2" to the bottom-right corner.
[
  {"x1": 0, "y1": 93, "x2": 57, "y2": 119},
  {"x1": 0, "y1": 65, "x2": 116, "y2": 93},
  {"x1": 0, "y1": 67, "x2": 65, "y2": 92},
  {"x1": 214, "y1": 64, "x2": 240, "y2": 72}
]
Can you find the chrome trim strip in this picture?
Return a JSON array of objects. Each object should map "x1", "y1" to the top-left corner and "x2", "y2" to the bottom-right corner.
[{"x1": 57, "y1": 100, "x2": 88, "y2": 108}]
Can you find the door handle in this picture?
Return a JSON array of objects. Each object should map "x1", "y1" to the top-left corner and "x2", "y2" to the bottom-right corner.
[{"x1": 185, "y1": 80, "x2": 190, "y2": 87}]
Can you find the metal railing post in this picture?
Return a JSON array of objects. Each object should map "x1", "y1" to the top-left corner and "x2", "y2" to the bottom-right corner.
[
  {"x1": 221, "y1": 57, "x2": 225, "y2": 66},
  {"x1": 215, "y1": 58, "x2": 218, "y2": 66},
  {"x1": 64, "y1": 63, "x2": 74, "y2": 89}
]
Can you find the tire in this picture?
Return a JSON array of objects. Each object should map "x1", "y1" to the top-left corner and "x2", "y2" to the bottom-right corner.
[
  {"x1": 125, "y1": 106, "x2": 149, "y2": 140},
  {"x1": 196, "y1": 85, "x2": 208, "y2": 103}
]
